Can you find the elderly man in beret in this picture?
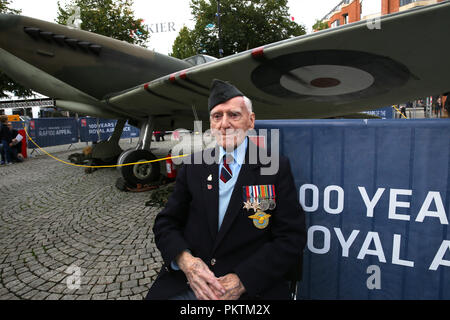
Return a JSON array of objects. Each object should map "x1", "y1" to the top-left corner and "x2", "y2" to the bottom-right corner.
[{"x1": 146, "y1": 79, "x2": 306, "y2": 300}]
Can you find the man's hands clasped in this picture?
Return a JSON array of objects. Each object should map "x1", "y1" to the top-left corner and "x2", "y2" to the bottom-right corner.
[{"x1": 176, "y1": 251, "x2": 246, "y2": 300}]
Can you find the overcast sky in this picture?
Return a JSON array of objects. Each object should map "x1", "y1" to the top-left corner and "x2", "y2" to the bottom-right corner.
[{"x1": 9, "y1": 0, "x2": 340, "y2": 54}]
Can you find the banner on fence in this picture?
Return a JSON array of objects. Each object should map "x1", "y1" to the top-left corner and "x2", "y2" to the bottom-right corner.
[
  {"x1": 78, "y1": 118, "x2": 139, "y2": 142},
  {"x1": 255, "y1": 119, "x2": 450, "y2": 300},
  {"x1": 363, "y1": 106, "x2": 394, "y2": 119},
  {"x1": 27, "y1": 118, "x2": 78, "y2": 148}
]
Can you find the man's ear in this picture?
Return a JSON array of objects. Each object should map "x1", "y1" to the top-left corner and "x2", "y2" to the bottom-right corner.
[{"x1": 249, "y1": 112, "x2": 256, "y2": 129}]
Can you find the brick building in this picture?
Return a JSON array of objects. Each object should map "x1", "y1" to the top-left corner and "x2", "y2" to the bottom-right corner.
[{"x1": 322, "y1": 0, "x2": 445, "y2": 28}]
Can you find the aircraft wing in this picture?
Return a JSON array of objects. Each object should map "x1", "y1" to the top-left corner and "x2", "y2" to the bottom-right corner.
[{"x1": 108, "y1": 1, "x2": 450, "y2": 123}]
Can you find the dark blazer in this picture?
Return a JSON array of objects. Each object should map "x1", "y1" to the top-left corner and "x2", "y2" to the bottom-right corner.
[{"x1": 146, "y1": 143, "x2": 306, "y2": 300}]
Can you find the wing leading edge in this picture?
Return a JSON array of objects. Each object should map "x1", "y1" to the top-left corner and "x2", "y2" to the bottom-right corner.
[{"x1": 107, "y1": 1, "x2": 450, "y2": 123}]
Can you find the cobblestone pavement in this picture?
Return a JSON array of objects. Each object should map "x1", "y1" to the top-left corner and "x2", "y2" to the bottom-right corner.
[{"x1": 0, "y1": 139, "x2": 176, "y2": 300}]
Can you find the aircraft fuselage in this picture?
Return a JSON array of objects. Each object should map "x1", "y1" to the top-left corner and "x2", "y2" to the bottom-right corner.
[{"x1": 0, "y1": 14, "x2": 190, "y2": 115}]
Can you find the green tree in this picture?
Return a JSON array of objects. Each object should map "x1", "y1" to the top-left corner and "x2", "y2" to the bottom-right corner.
[
  {"x1": 171, "y1": 0, "x2": 306, "y2": 59},
  {"x1": 171, "y1": 26, "x2": 198, "y2": 59},
  {"x1": 0, "y1": 0, "x2": 33, "y2": 99},
  {"x1": 56, "y1": 0, "x2": 150, "y2": 47},
  {"x1": 312, "y1": 19, "x2": 329, "y2": 31}
]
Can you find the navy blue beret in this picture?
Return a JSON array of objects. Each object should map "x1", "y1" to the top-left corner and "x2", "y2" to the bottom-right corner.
[{"x1": 208, "y1": 79, "x2": 244, "y2": 112}]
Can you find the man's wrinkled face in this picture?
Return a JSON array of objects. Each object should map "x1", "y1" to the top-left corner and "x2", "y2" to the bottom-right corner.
[{"x1": 210, "y1": 96, "x2": 255, "y2": 150}]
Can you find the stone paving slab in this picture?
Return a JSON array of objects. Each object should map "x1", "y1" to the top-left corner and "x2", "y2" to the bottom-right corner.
[{"x1": 0, "y1": 139, "x2": 176, "y2": 300}]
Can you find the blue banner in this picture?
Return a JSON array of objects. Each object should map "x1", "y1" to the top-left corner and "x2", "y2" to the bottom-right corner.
[
  {"x1": 78, "y1": 118, "x2": 140, "y2": 142},
  {"x1": 255, "y1": 119, "x2": 450, "y2": 299},
  {"x1": 363, "y1": 106, "x2": 394, "y2": 119},
  {"x1": 28, "y1": 118, "x2": 78, "y2": 148},
  {"x1": 363, "y1": 107, "x2": 394, "y2": 119}
]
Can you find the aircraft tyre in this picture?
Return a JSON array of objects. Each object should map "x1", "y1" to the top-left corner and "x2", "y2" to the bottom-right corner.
[{"x1": 119, "y1": 150, "x2": 160, "y2": 188}]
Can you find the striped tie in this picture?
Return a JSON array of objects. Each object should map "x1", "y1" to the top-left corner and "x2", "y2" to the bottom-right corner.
[{"x1": 220, "y1": 154, "x2": 233, "y2": 183}]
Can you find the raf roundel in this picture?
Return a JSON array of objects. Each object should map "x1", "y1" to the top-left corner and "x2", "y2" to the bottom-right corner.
[
  {"x1": 251, "y1": 50, "x2": 412, "y2": 103},
  {"x1": 280, "y1": 65, "x2": 375, "y2": 96}
]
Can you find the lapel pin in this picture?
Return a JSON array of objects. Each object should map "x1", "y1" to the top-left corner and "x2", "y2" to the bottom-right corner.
[
  {"x1": 207, "y1": 184, "x2": 213, "y2": 190},
  {"x1": 207, "y1": 174, "x2": 213, "y2": 181}
]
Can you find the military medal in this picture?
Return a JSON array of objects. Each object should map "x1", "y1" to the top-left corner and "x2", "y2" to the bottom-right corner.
[
  {"x1": 243, "y1": 186, "x2": 259, "y2": 212},
  {"x1": 251, "y1": 200, "x2": 261, "y2": 212},
  {"x1": 259, "y1": 200, "x2": 270, "y2": 211},
  {"x1": 258, "y1": 185, "x2": 270, "y2": 211},
  {"x1": 243, "y1": 185, "x2": 276, "y2": 212},
  {"x1": 243, "y1": 185, "x2": 274, "y2": 229},
  {"x1": 248, "y1": 212, "x2": 271, "y2": 229},
  {"x1": 268, "y1": 185, "x2": 276, "y2": 210},
  {"x1": 243, "y1": 200, "x2": 253, "y2": 211}
]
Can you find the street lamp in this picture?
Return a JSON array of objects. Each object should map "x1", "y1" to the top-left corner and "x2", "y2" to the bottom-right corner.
[{"x1": 217, "y1": 0, "x2": 224, "y2": 58}]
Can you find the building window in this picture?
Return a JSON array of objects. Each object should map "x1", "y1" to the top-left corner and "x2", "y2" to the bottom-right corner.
[
  {"x1": 400, "y1": 0, "x2": 419, "y2": 6},
  {"x1": 343, "y1": 13, "x2": 348, "y2": 24},
  {"x1": 331, "y1": 20, "x2": 340, "y2": 28}
]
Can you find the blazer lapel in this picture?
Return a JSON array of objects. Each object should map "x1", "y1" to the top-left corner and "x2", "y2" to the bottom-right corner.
[{"x1": 202, "y1": 148, "x2": 220, "y2": 241}]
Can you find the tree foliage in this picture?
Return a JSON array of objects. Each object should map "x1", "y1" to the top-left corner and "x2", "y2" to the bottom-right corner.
[
  {"x1": 312, "y1": 19, "x2": 329, "y2": 31},
  {"x1": 56, "y1": 0, "x2": 150, "y2": 47},
  {"x1": 171, "y1": 0, "x2": 306, "y2": 59},
  {"x1": 171, "y1": 26, "x2": 198, "y2": 60},
  {"x1": 0, "y1": 0, "x2": 33, "y2": 99},
  {"x1": 0, "y1": 0, "x2": 19, "y2": 14}
]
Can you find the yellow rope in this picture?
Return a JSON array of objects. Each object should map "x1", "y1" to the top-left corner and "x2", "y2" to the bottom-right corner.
[
  {"x1": 22, "y1": 126, "x2": 189, "y2": 169},
  {"x1": 392, "y1": 105, "x2": 408, "y2": 119}
]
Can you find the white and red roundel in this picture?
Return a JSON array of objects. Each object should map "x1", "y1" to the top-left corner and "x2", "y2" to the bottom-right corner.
[
  {"x1": 280, "y1": 65, "x2": 375, "y2": 96},
  {"x1": 251, "y1": 50, "x2": 412, "y2": 102}
]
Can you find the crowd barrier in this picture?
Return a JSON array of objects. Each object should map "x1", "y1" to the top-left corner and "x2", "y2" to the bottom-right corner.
[
  {"x1": 20, "y1": 118, "x2": 140, "y2": 149},
  {"x1": 27, "y1": 118, "x2": 78, "y2": 148},
  {"x1": 255, "y1": 119, "x2": 450, "y2": 299}
]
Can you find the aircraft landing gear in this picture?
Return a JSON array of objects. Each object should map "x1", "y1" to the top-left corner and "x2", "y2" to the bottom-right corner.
[{"x1": 117, "y1": 117, "x2": 161, "y2": 189}]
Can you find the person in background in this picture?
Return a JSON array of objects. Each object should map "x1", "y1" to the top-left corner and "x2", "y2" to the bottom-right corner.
[
  {"x1": 0, "y1": 115, "x2": 13, "y2": 165},
  {"x1": 444, "y1": 93, "x2": 450, "y2": 118},
  {"x1": 7, "y1": 122, "x2": 24, "y2": 163},
  {"x1": 435, "y1": 96, "x2": 442, "y2": 118},
  {"x1": 400, "y1": 104, "x2": 407, "y2": 118}
]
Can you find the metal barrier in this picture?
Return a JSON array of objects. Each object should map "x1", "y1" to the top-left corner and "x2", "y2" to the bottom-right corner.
[
  {"x1": 27, "y1": 118, "x2": 78, "y2": 148},
  {"x1": 17, "y1": 118, "x2": 140, "y2": 150},
  {"x1": 255, "y1": 119, "x2": 450, "y2": 299}
]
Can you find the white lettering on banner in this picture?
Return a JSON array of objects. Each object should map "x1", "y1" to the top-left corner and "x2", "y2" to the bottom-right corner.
[
  {"x1": 88, "y1": 128, "x2": 114, "y2": 135},
  {"x1": 429, "y1": 241, "x2": 450, "y2": 271},
  {"x1": 357, "y1": 232, "x2": 386, "y2": 263},
  {"x1": 302, "y1": 184, "x2": 448, "y2": 224},
  {"x1": 366, "y1": 265, "x2": 381, "y2": 290},
  {"x1": 392, "y1": 234, "x2": 414, "y2": 267},
  {"x1": 301, "y1": 184, "x2": 450, "y2": 271},
  {"x1": 309, "y1": 227, "x2": 410, "y2": 266},
  {"x1": 389, "y1": 189, "x2": 412, "y2": 221},
  {"x1": 307, "y1": 226, "x2": 330, "y2": 254},
  {"x1": 38, "y1": 127, "x2": 73, "y2": 137},
  {"x1": 324, "y1": 186, "x2": 344, "y2": 214},
  {"x1": 416, "y1": 192, "x2": 448, "y2": 225},
  {"x1": 334, "y1": 228, "x2": 359, "y2": 257},
  {"x1": 358, "y1": 187, "x2": 385, "y2": 217},
  {"x1": 300, "y1": 184, "x2": 319, "y2": 212},
  {"x1": 307, "y1": 226, "x2": 450, "y2": 271}
]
